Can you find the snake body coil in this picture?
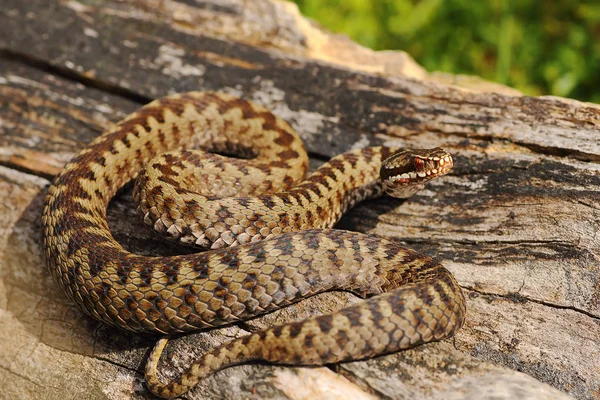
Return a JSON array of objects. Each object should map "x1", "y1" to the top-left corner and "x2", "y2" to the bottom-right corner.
[{"x1": 41, "y1": 92, "x2": 466, "y2": 398}]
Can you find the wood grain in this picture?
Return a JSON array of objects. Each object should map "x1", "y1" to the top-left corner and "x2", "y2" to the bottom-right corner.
[{"x1": 0, "y1": 1, "x2": 598, "y2": 399}]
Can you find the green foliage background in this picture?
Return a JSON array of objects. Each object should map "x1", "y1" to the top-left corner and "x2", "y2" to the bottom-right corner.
[{"x1": 291, "y1": 0, "x2": 600, "y2": 103}]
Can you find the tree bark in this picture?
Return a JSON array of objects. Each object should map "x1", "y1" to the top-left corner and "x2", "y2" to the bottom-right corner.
[{"x1": 0, "y1": 1, "x2": 598, "y2": 399}]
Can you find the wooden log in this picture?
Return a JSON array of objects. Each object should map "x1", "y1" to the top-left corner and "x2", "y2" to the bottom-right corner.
[{"x1": 0, "y1": 1, "x2": 598, "y2": 399}]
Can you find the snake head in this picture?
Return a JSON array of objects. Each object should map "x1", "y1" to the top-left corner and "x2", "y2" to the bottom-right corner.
[{"x1": 380, "y1": 147, "x2": 453, "y2": 198}]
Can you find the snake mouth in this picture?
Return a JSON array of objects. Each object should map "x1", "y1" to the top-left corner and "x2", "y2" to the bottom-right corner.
[
  {"x1": 380, "y1": 148, "x2": 454, "y2": 188},
  {"x1": 387, "y1": 154, "x2": 453, "y2": 185}
]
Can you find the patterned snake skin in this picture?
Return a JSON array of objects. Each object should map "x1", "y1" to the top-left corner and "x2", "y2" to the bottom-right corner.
[{"x1": 41, "y1": 92, "x2": 466, "y2": 398}]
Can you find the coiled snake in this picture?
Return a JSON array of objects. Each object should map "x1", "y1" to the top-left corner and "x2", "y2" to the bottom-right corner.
[{"x1": 41, "y1": 92, "x2": 466, "y2": 398}]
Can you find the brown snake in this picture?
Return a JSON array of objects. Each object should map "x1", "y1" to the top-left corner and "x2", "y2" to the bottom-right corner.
[{"x1": 41, "y1": 91, "x2": 466, "y2": 398}]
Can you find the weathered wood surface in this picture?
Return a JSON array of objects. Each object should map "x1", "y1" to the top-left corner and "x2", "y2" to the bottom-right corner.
[{"x1": 0, "y1": 1, "x2": 598, "y2": 399}]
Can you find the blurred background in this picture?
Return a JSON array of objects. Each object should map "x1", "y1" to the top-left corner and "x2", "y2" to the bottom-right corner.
[{"x1": 291, "y1": 0, "x2": 600, "y2": 103}]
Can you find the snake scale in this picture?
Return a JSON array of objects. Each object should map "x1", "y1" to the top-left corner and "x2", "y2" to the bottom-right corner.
[{"x1": 41, "y1": 91, "x2": 466, "y2": 398}]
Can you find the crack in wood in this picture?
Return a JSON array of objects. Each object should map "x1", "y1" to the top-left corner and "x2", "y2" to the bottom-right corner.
[
  {"x1": 0, "y1": 49, "x2": 151, "y2": 104},
  {"x1": 464, "y1": 286, "x2": 600, "y2": 321}
]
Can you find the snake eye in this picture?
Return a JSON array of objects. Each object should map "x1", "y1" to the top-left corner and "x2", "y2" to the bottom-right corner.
[{"x1": 414, "y1": 158, "x2": 425, "y2": 171}]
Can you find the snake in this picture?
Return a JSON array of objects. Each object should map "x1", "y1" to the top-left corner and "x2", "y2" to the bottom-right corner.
[{"x1": 41, "y1": 91, "x2": 466, "y2": 398}]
